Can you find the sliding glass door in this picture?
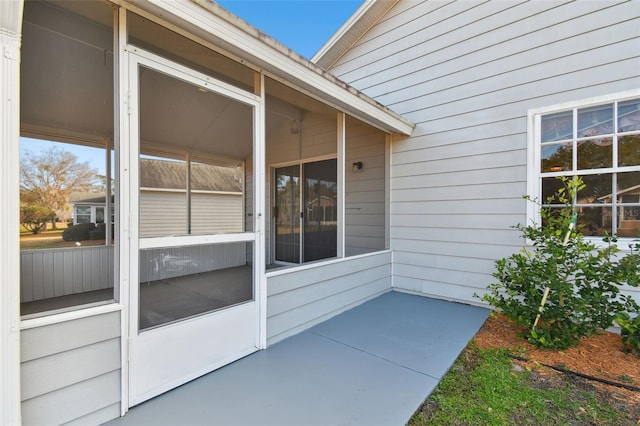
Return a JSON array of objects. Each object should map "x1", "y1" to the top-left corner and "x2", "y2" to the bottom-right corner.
[{"x1": 274, "y1": 159, "x2": 337, "y2": 264}]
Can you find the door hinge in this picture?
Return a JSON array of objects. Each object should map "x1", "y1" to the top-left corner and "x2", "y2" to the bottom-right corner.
[{"x1": 126, "y1": 90, "x2": 131, "y2": 115}]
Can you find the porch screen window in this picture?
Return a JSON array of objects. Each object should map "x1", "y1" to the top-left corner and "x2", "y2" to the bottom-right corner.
[
  {"x1": 533, "y1": 95, "x2": 640, "y2": 237},
  {"x1": 19, "y1": 0, "x2": 116, "y2": 317}
]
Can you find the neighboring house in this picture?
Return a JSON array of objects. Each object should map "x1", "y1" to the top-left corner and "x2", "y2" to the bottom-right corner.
[
  {"x1": 139, "y1": 158, "x2": 244, "y2": 236},
  {"x1": 68, "y1": 192, "x2": 108, "y2": 225},
  {"x1": 0, "y1": 0, "x2": 638, "y2": 424}
]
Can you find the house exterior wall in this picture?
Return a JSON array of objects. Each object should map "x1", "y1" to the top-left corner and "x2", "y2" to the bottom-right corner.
[
  {"x1": 326, "y1": 0, "x2": 640, "y2": 304},
  {"x1": 139, "y1": 191, "x2": 243, "y2": 237},
  {"x1": 266, "y1": 250, "x2": 392, "y2": 345},
  {"x1": 345, "y1": 117, "x2": 387, "y2": 255},
  {"x1": 21, "y1": 311, "x2": 121, "y2": 425}
]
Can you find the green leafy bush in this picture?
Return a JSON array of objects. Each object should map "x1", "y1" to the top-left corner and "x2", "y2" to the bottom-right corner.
[
  {"x1": 62, "y1": 222, "x2": 95, "y2": 241},
  {"x1": 615, "y1": 311, "x2": 640, "y2": 355},
  {"x1": 481, "y1": 177, "x2": 639, "y2": 349}
]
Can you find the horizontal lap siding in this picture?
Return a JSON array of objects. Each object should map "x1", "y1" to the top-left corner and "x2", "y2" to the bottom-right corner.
[
  {"x1": 345, "y1": 118, "x2": 386, "y2": 255},
  {"x1": 21, "y1": 311, "x2": 121, "y2": 425},
  {"x1": 191, "y1": 193, "x2": 243, "y2": 234},
  {"x1": 327, "y1": 0, "x2": 640, "y2": 305},
  {"x1": 266, "y1": 252, "x2": 392, "y2": 345}
]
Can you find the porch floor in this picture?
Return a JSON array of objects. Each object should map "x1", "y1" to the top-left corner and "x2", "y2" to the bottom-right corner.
[{"x1": 106, "y1": 291, "x2": 489, "y2": 426}]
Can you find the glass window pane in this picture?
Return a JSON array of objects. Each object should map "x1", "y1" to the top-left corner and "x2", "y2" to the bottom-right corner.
[
  {"x1": 578, "y1": 174, "x2": 612, "y2": 204},
  {"x1": 619, "y1": 135, "x2": 640, "y2": 167},
  {"x1": 618, "y1": 171, "x2": 640, "y2": 203},
  {"x1": 541, "y1": 177, "x2": 566, "y2": 205},
  {"x1": 576, "y1": 206, "x2": 612, "y2": 237},
  {"x1": 576, "y1": 138, "x2": 612, "y2": 170},
  {"x1": 541, "y1": 111, "x2": 573, "y2": 142},
  {"x1": 139, "y1": 242, "x2": 253, "y2": 330},
  {"x1": 541, "y1": 143, "x2": 572, "y2": 172},
  {"x1": 578, "y1": 103, "x2": 613, "y2": 138},
  {"x1": 274, "y1": 165, "x2": 301, "y2": 263},
  {"x1": 617, "y1": 169, "x2": 640, "y2": 237},
  {"x1": 618, "y1": 98, "x2": 640, "y2": 132},
  {"x1": 303, "y1": 159, "x2": 337, "y2": 262}
]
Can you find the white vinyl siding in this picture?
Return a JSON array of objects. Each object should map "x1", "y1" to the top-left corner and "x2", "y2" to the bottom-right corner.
[
  {"x1": 191, "y1": 192, "x2": 243, "y2": 234},
  {"x1": 345, "y1": 117, "x2": 386, "y2": 255},
  {"x1": 139, "y1": 190, "x2": 243, "y2": 237},
  {"x1": 326, "y1": 0, "x2": 640, "y2": 304},
  {"x1": 20, "y1": 312, "x2": 121, "y2": 425},
  {"x1": 266, "y1": 251, "x2": 391, "y2": 345},
  {"x1": 139, "y1": 191, "x2": 187, "y2": 237}
]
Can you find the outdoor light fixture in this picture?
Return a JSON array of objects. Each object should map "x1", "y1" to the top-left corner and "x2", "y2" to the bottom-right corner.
[
  {"x1": 291, "y1": 120, "x2": 300, "y2": 134},
  {"x1": 352, "y1": 161, "x2": 363, "y2": 172}
]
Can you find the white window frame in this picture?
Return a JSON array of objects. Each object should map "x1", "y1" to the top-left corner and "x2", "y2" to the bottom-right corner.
[{"x1": 527, "y1": 89, "x2": 640, "y2": 245}]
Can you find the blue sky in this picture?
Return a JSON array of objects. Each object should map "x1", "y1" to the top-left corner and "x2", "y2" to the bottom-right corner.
[{"x1": 217, "y1": 0, "x2": 363, "y2": 58}]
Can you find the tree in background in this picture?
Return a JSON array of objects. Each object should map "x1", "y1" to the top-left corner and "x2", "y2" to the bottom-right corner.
[
  {"x1": 20, "y1": 146, "x2": 98, "y2": 229},
  {"x1": 20, "y1": 205, "x2": 56, "y2": 234}
]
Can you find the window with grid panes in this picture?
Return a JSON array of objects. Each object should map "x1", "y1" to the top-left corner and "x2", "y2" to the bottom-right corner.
[{"x1": 536, "y1": 96, "x2": 640, "y2": 238}]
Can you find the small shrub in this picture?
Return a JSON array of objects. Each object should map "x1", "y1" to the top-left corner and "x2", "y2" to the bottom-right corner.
[
  {"x1": 615, "y1": 311, "x2": 640, "y2": 355},
  {"x1": 480, "y1": 177, "x2": 639, "y2": 350},
  {"x1": 89, "y1": 223, "x2": 106, "y2": 240},
  {"x1": 62, "y1": 222, "x2": 95, "y2": 241}
]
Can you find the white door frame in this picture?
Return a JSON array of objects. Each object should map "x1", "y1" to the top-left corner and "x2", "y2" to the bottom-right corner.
[{"x1": 121, "y1": 46, "x2": 266, "y2": 408}]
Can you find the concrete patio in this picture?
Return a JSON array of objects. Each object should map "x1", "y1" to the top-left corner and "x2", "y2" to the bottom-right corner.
[{"x1": 106, "y1": 291, "x2": 489, "y2": 426}]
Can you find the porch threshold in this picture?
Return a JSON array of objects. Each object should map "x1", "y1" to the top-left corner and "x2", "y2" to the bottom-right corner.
[{"x1": 106, "y1": 291, "x2": 489, "y2": 426}]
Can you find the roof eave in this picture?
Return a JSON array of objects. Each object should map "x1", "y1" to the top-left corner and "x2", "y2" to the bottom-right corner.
[
  {"x1": 311, "y1": 0, "x2": 376, "y2": 65},
  {"x1": 311, "y1": 0, "x2": 399, "y2": 70},
  {"x1": 119, "y1": 0, "x2": 414, "y2": 135}
]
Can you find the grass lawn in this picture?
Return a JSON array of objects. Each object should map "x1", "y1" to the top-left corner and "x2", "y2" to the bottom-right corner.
[
  {"x1": 409, "y1": 344, "x2": 637, "y2": 425},
  {"x1": 20, "y1": 228, "x2": 107, "y2": 250}
]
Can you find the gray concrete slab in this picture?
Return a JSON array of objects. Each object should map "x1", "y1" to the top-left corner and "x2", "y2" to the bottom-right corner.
[
  {"x1": 310, "y1": 291, "x2": 491, "y2": 379},
  {"x1": 106, "y1": 291, "x2": 489, "y2": 426}
]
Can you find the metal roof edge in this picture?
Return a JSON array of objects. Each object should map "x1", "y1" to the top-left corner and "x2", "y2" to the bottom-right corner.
[
  {"x1": 311, "y1": 0, "x2": 399, "y2": 70},
  {"x1": 310, "y1": 0, "x2": 377, "y2": 65}
]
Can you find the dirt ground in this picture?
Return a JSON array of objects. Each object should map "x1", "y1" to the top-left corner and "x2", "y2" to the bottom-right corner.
[{"x1": 473, "y1": 313, "x2": 640, "y2": 420}]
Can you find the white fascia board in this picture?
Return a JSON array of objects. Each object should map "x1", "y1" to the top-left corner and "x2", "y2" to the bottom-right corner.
[
  {"x1": 122, "y1": 0, "x2": 414, "y2": 136},
  {"x1": 311, "y1": 0, "x2": 376, "y2": 64}
]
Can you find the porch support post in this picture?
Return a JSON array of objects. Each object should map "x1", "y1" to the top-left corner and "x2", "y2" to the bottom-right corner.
[
  {"x1": 337, "y1": 112, "x2": 345, "y2": 258},
  {"x1": 385, "y1": 133, "x2": 391, "y2": 250},
  {"x1": 255, "y1": 71, "x2": 267, "y2": 349},
  {"x1": 0, "y1": 1, "x2": 24, "y2": 424},
  {"x1": 116, "y1": 6, "x2": 130, "y2": 416}
]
